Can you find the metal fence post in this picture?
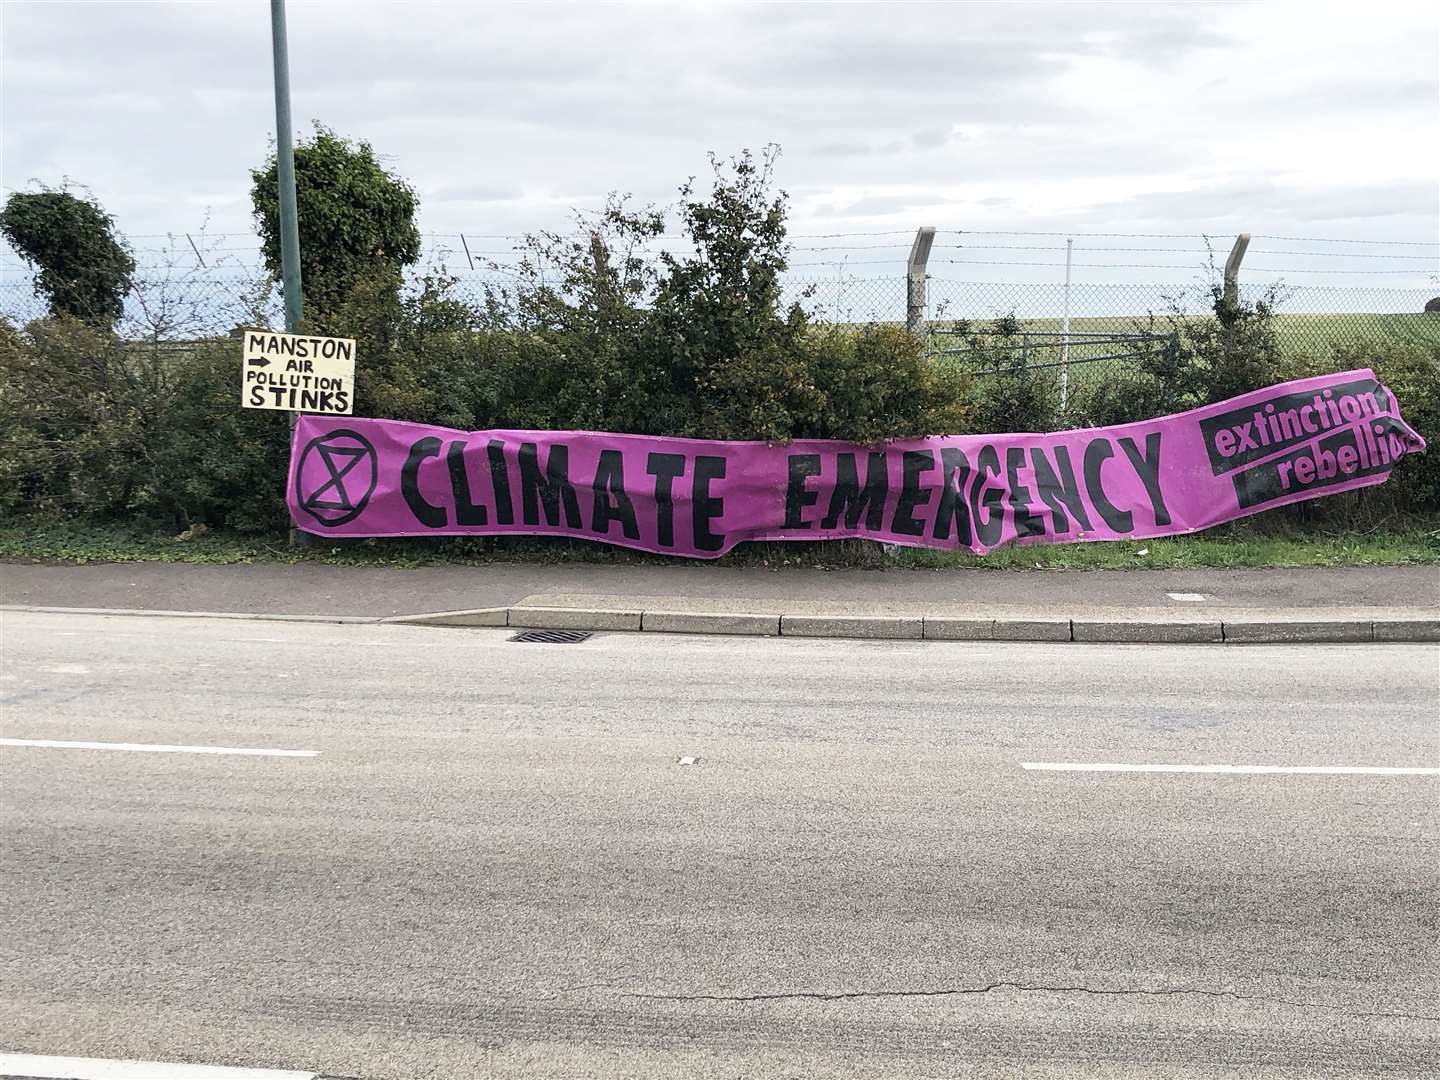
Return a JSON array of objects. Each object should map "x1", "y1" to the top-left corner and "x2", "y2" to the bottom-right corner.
[
  {"x1": 1060, "y1": 237, "x2": 1073, "y2": 413},
  {"x1": 906, "y1": 226, "x2": 936, "y2": 341}
]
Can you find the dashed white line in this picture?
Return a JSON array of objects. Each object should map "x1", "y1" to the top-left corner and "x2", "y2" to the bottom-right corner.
[
  {"x1": 0, "y1": 739, "x2": 318, "y2": 758},
  {"x1": 0, "y1": 1054, "x2": 315, "y2": 1080},
  {"x1": 1167, "y1": 593, "x2": 1207, "y2": 602},
  {"x1": 1021, "y1": 761, "x2": 1438, "y2": 776}
]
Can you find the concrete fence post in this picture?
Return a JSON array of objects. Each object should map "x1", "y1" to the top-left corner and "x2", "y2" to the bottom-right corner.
[
  {"x1": 1223, "y1": 232, "x2": 1251, "y2": 307},
  {"x1": 1222, "y1": 232, "x2": 1251, "y2": 361},
  {"x1": 906, "y1": 226, "x2": 936, "y2": 340}
]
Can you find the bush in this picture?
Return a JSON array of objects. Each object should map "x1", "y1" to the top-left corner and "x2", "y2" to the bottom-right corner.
[
  {"x1": 251, "y1": 125, "x2": 421, "y2": 317},
  {"x1": 0, "y1": 187, "x2": 136, "y2": 325},
  {"x1": 0, "y1": 277, "x2": 972, "y2": 533},
  {"x1": 19, "y1": 143, "x2": 1427, "y2": 541},
  {"x1": 1070, "y1": 287, "x2": 1287, "y2": 428},
  {"x1": 469, "y1": 149, "x2": 972, "y2": 444},
  {"x1": 797, "y1": 325, "x2": 971, "y2": 443},
  {"x1": 1069, "y1": 368, "x2": 1169, "y2": 429},
  {"x1": 0, "y1": 317, "x2": 290, "y2": 531},
  {"x1": 940, "y1": 316, "x2": 1062, "y2": 434},
  {"x1": 330, "y1": 271, "x2": 970, "y2": 444},
  {"x1": 1283, "y1": 340, "x2": 1440, "y2": 516}
]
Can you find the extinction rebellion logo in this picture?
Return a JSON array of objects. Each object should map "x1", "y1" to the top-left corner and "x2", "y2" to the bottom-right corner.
[{"x1": 294, "y1": 429, "x2": 378, "y2": 527}]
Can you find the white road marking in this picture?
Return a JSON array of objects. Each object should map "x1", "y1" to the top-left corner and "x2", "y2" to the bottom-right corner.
[
  {"x1": 0, "y1": 1054, "x2": 314, "y2": 1080},
  {"x1": 1167, "y1": 593, "x2": 1207, "y2": 602},
  {"x1": 45, "y1": 664, "x2": 90, "y2": 674},
  {"x1": 0, "y1": 739, "x2": 318, "y2": 758},
  {"x1": 1021, "y1": 761, "x2": 1439, "y2": 776}
]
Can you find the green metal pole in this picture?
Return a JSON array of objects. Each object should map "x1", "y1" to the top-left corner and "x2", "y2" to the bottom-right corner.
[
  {"x1": 269, "y1": 0, "x2": 303, "y2": 333},
  {"x1": 269, "y1": 0, "x2": 309, "y2": 545}
]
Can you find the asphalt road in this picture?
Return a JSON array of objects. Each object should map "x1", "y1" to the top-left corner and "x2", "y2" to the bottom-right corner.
[{"x1": 1, "y1": 610, "x2": 1437, "y2": 1079}]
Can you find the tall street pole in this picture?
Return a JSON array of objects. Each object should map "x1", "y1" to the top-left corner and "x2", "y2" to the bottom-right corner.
[
  {"x1": 270, "y1": 0, "x2": 308, "y2": 544},
  {"x1": 269, "y1": 0, "x2": 303, "y2": 334}
]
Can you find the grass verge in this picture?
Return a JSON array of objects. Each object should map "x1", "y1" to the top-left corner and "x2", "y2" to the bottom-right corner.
[{"x1": 1, "y1": 519, "x2": 1436, "y2": 571}]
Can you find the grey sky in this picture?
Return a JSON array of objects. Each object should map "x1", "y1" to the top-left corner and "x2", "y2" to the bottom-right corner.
[{"x1": 2, "y1": 0, "x2": 1437, "y2": 288}]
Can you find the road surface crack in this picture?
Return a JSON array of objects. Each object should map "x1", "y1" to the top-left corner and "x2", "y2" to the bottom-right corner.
[{"x1": 624, "y1": 981, "x2": 1439, "y2": 1022}]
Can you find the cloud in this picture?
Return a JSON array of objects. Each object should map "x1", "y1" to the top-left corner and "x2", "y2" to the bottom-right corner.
[
  {"x1": 1087, "y1": 178, "x2": 1440, "y2": 225},
  {"x1": 423, "y1": 183, "x2": 528, "y2": 205},
  {"x1": 1, "y1": 0, "x2": 1434, "y2": 277}
]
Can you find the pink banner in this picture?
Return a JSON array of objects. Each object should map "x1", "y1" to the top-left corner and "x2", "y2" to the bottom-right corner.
[{"x1": 288, "y1": 368, "x2": 1425, "y2": 557}]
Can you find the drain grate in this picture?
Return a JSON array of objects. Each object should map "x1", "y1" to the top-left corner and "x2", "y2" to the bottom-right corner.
[{"x1": 509, "y1": 629, "x2": 594, "y2": 644}]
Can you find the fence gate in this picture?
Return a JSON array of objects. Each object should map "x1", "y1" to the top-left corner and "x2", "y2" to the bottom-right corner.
[{"x1": 928, "y1": 326, "x2": 1177, "y2": 411}]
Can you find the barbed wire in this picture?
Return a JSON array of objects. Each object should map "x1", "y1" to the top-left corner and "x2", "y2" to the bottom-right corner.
[
  {"x1": 30, "y1": 225, "x2": 1438, "y2": 246},
  {"x1": 1251, "y1": 233, "x2": 1440, "y2": 247},
  {"x1": 787, "y1": 257, "x2": 1433, "y2": 275},
  {"x1": 938, "y1": 229, "x2": 1440, "y2": 247}
]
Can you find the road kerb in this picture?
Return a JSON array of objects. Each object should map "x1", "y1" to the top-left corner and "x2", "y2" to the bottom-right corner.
[
  {"x1": 1373, "y1": 618, "x2": 1440, "y2": 642},
  {"x1": 0, "y1": 604, "x2": 377, "y2": 625},
  {"x1": 508, "y1": 606, "x2": 642, "y2": 631},
  {"x1": 780, "y1": 614, "x2": 923, "y2": 639},
  {"x1": 1221, "y1": 619, "x2": 1373, "y2": 644},
  {"x1": 383, "y1": 607, "x2": 509, "y2": 628},
  {"x1": 1073, "y1": 620, "x2": 1224, "y2": 644},
  {"x1": 5, "y1": 603, "x2": 1437, "y2": 644},
  {"x1": 922, "y1": 617, "x2": 994, "y2": 641},
  {"x1": 991, "y1": 618, "x2": 1072, "y2": 642},
  {"x1": 642, "y1": 610, "x2": 781, "y2": 635}
]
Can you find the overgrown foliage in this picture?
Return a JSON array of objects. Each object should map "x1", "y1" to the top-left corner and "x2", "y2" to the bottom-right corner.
[
  {"x1": 1282, "y1": 340, "x2": 1440, "y2": 519},
  {"x1": 0, "y1": 186, "x2": 136, "y2": 324},
  {"x1": 0, "y1": 318, "x2": 290, "y2": 530},
  {"x1": 0, "y1": 148, "x2": 975, "y2": 532},
  {"x1": 2, "y1": 144, "x2": 1433, "y2": 544},
  {"x1": 251, "y1": 125, "x2": 421, "y2": 317},
  {"x1": 353, "y1": 148, "x2": 973, "y2": 444},
  {"x1": 1072, "y1": 285, "x2": 1286, "y2": 427},
  {"x1": 940, "y1": 315, "x2": 1063, "y2": 433}
]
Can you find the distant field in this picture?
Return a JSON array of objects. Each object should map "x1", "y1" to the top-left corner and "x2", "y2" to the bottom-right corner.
[{"x1": 927, "y1": 311, "x2": 1439, "y2": 371}]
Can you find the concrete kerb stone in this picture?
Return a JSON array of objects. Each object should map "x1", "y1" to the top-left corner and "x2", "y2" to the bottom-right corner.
[
  {"x1": 1373, "y1": 618, "x2": 1440, "y2": 642},
  {"x1": 7, "y1": 603, "x2": 1436, "y2": 644},
  {"x1": 1221, "y1": 620, "x2": 1373, "y2": 644},
  {"x1": 781, "y1": 614, "x2": 923, "y2": 640},
  {"x1": 922, "y1": 617, "x2": 994, "y2": 641},
  {"x1": 383, "y1": 608, "x2": 509, "y2": 628},
  {"x1": 991, "y1": 618, "x2": 1073, "y2": 642},
  {"x1": 1073, "y1": 620, "x2": 1224, "y2": 644},
  {"x1": 508, "y1": 606, "x2": 642, "y2": 632},
  {"x1": 0, "y1": 604, "x2": 378, "y2": 625},
  {"x1": 642, "y1": 611, "x2": 781, "y2": 636}
]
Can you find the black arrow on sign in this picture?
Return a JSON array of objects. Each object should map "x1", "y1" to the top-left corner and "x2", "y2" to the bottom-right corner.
[{"x1": 247, "y1": 356, "x2": 271, "y2": 368}]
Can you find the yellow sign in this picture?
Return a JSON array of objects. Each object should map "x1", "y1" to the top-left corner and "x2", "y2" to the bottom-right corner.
[{"x1": 241, "y1": 330, "x2": 355, "y2": 414}]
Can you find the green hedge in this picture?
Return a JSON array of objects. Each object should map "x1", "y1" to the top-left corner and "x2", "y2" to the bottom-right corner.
[
  {"x1": 2, "y1": 296, "x2": 1434, "y2": 537},
  {"x1": 1281, "y1": 340, "x2": 1440, "y2": 519},
  {"x1": 0, "y1": 309, "x2": 975, "y2": 533}
]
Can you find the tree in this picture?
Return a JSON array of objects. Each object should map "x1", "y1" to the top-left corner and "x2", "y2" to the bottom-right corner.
[
  {"x1": 0, "y1": 186, "x2": 136, "y2": 324},
  {"x1": 251, "y1": 124, "x2": 422, "y2": 317}
]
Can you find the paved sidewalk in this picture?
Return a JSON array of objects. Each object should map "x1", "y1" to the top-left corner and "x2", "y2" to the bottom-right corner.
[
  {"x1": 1, "y1": 559, "x2": 1437, "y2": 618},
  {"x1": 2, "y1": 560, "x2": 1437, "y2": 644}
]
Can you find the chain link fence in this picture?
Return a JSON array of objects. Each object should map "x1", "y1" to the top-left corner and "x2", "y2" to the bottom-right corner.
[
  {"x1": 4, "y1": 240, "x2": 1437, "y2": 376},
  {"x1": 919, "y1": 278, "x2": 1439, "y2": 392}
]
